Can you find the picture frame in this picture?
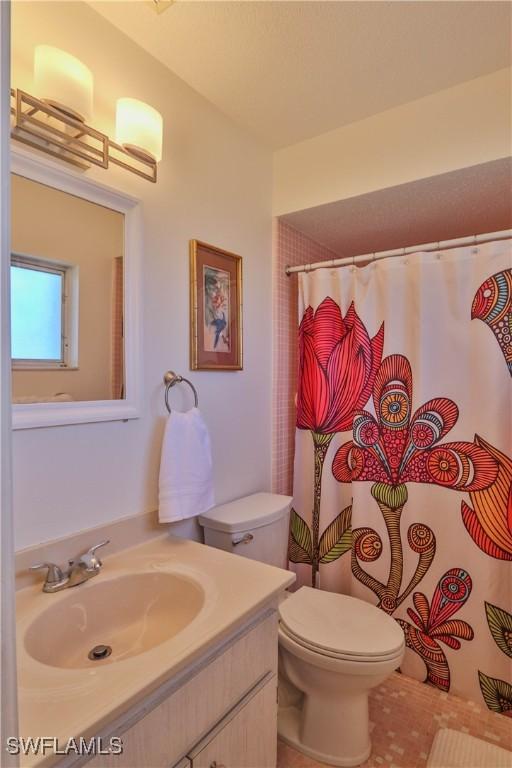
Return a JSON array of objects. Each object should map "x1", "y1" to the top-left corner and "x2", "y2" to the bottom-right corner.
[{"x1": 190, "y1": 239, "x2": 243, "y2": 370}]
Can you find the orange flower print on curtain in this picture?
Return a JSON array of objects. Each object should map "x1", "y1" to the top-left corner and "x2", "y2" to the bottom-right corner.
[
  {"x1": 459, "y1": 437, "x2": 512, "y2": 712},
  {"x1": 461, "y1": 435, "x2": 512, "y2": 561},
  {"x1": 470, "y1": 267, "x2": 512, "y2": 715},
  {"x1": 288, "y1": 298, "x2": 384, "y2": 587}
]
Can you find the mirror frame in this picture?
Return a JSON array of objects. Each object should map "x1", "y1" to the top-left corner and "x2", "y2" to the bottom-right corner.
[{"x1": 11, "y1": 146, "x2": 142, "y2": 429}]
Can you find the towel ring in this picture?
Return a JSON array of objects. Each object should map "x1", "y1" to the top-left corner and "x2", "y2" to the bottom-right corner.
[{"x1": 163, "y1": 371, "x2": 199, "y2": 413}]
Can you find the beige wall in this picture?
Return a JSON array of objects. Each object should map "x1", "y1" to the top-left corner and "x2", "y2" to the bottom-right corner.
[
  {"x1": 11, "y1": 174, "x2": 123, "y2": 401},
  {"x1": 11, "y1": 1, "x2": 273, "y2": 550},
  {"x1": 273, "y1": 68, "x2": 512, "y2": 215}
]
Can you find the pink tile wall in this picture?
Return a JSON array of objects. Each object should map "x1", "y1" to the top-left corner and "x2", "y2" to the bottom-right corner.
[{"x1": 272, "y1": 220, "x2": 339, "y2": 495}]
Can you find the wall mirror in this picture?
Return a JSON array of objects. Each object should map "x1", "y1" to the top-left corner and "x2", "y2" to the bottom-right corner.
[{"x1": 11, "y1": 148, "x2": 142, "y2": 429}]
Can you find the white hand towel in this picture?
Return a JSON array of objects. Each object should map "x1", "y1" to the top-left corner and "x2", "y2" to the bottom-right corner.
[{"x1": 158, "y1": 407, "x2": 215, "y2": 523}]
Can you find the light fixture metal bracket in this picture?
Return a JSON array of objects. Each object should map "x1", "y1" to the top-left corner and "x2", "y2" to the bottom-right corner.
[{"x1": 10, "y1": 88, "x2": 157, "y2": 183}]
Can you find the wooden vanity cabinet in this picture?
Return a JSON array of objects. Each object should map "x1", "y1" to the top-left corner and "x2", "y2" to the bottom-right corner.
[
  {"x1": 86, "y1": 611, "x2": 278, "y2": 768},
  {"x1": 186, "y1": 677, "x2": 276, "y2": 768}
]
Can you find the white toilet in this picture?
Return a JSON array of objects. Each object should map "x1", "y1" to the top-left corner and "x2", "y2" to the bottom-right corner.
[{"x1": 199, "y1": 492, "x2": 405, "y2": 768}]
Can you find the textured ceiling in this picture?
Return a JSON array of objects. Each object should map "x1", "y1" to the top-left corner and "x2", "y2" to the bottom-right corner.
[
  {"x1": 90, "y1": 1, "x2": 511, "y2": 148},
  {"x1": 281, "y1": 159, "x2": 512, "y2": 258}
]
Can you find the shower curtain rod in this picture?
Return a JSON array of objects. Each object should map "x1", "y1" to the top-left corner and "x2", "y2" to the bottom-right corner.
[{"x1": 285, "y1": 228, "x2": 512, "y2": 275}]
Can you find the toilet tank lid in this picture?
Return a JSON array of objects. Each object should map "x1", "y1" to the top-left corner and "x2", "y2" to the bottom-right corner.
[{"x1": 198, "y1": 492, "x2": 293, "y2": 533}]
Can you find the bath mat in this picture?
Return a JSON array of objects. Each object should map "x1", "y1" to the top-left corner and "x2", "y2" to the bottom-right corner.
[{"x1": 427, "y1": 728, "x2": 512, "y2": 768}]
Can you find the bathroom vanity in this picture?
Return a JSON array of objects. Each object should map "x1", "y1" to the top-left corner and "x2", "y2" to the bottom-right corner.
[
  {"x1": 15, "y1": 535, "x2": 295, "y2": 768},
  {"x1": 88, "y1": 613, "x2": 277, "y2": 768}
]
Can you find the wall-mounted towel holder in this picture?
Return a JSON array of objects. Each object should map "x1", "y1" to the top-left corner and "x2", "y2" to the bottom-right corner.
[{"x1": 163, "y1": 371, "x2": 199, "y2": 413}]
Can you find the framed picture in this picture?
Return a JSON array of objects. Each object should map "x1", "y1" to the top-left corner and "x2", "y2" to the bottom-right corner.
[{"x1": 190, "y1": 240, "x2": 243, "y2": 370}]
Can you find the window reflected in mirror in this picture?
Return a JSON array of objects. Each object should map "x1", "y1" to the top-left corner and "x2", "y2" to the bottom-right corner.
[{"x1": 11, "y1": 174, "x2": 125, "y2": 403}]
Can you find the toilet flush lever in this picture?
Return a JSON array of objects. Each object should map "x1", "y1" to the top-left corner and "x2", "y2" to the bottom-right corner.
[{"x1": 232, "y1": 533, "x2": 254, "y2": 546}]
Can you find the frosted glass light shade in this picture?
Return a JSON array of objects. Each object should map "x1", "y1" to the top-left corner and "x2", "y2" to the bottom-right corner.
[
  {"x1": 34, "y1": 45, "x2": 93, "y2": 122},
  {"x1": 115, "y1": 98, "x2": 163, "y2": 163}
]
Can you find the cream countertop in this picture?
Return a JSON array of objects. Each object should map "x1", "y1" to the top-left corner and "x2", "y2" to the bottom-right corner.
[{"x1": 16, "y1": 534, "x2": 295, "y2": 767}]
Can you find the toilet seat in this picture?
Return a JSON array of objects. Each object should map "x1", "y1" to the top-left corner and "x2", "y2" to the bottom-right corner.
[
  {"x1": 279, "y1": 623, "x2": 404, "y2": 663},
  {"x1": 279, "y1": 587, "x2": 405, "y2": 662}
]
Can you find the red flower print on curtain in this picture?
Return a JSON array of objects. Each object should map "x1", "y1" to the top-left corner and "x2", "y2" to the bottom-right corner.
[
  {"x1": 471, "y1": 268, "x2": 512, "y2": 376},
  {"x1": 397, "y1": 568, "x2": 474, "y2": 692},
  {"x1": 332, "y1": 354, "x2": 499, "y2": 614},
  {"x1": 288, "y1": 298, "x2": 384, "y2": 587},
  {"x1": 296, "y1": 299, "x2": 384, "y2": 433}
]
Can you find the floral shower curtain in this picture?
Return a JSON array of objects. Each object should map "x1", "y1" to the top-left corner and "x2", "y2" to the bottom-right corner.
[{"x1": 288, "y1": 240, "x2": 511, "y2": 714}]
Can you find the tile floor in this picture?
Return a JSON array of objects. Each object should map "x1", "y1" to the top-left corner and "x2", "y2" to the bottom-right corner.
[{"x1": 277, "y1": 672, "x2": 512, "y2": 768}]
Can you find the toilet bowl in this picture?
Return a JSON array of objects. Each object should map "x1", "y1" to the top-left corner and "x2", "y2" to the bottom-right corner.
[
  {"x1": 278, "y1": 587, "x2": 405, "y2": 767},
  {"x1": 199, "y1": 494, "x2": 405, "y2": 767}
]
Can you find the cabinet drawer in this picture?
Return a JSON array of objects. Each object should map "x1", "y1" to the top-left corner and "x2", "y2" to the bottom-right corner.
[
  {"x1": 87, "y1": 612, "x2": 278, "y2": 768},
  {"x1": 189, "y1": 677, "x2": 277, "y2": 768}
]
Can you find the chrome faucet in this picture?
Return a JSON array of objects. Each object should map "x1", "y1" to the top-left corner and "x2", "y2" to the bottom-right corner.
[{"x1": 30, "y1": 540, "x2": 110, "y2": 593}]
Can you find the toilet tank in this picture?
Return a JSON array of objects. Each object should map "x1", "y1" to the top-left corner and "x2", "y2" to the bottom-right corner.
[{"x1": 198, "y1": 492, "x2": 292, "y2": 569}]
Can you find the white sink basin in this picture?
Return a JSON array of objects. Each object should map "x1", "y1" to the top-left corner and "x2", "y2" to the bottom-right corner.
[{"x1": 24, "y1": 572, "x2": 204, "y2": 668}]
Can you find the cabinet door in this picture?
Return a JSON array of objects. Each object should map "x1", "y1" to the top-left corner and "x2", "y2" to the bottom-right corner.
[{"x1": 190, "y1": 679, "x2": 277, "y2": 768}]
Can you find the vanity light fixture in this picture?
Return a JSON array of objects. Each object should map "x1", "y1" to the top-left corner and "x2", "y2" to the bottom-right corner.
[
  {"x1": 115, "y1": 98, "x2": 163, "y2": 164},
  {"x1": 10, "y1": 46, "x2": 161, "y2": 183},
  {"x1": 34, "y1": 45, "x2": 94, "y2": 122}
]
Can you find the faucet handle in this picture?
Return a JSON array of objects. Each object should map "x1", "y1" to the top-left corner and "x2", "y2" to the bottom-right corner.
[
  {"x1": 73, "y1": 539, "x2": 110, "y2": 569},
  {"x1": 30, "y1": 562, "x2": 64, "y2": 585},
  {"x1": 87, "y1": 539, "x2": 110, "y2": 557}
]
